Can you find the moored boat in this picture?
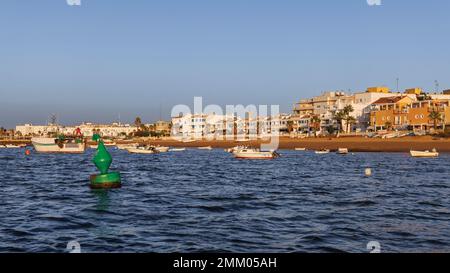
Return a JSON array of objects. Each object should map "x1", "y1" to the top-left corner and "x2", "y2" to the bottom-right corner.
[
  {"x1": 295, "y1": 148, "x2": 307, "y2": 151},
  {"x1": 233, "y1": 148, "x2": 279, "y2": 159},
  {"x1": 126, "y1": 146, "x2": 159, "y2": 154},
  {"x1": 315, "y1": 149, "x2": 330, "y2": 154},
  {"x1": 337, "y1": 148, "x2": 349, "y2": 155},
  {"x1": 410, "y1": 149, "x2": 439, "y2": 158},
  {"x1": 198, "y1": 146, "x2": 213, "y2": 150},
  {"x1": 32, "y1": 137, "x2": 86, "y2": 154},
  {"x1": 3, "y1": 144, "x2": 23, "y2": 149}
]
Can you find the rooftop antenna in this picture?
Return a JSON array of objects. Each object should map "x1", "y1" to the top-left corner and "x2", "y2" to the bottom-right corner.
[
  {"x1": 50, "y1": 113, "x2": 57, "y2": 125},
  {"x1": 159, "y1": 103, "x2": 162, "y2": 121},
  {"x1": 396, "y1": 77, "x2": 399, "y2": 92},
  {"x1": 118, "y1": 112, "x2": 121, "y2": 125},
  {"x1": 435, "y1": 80, "x2": 440, "y2": 93}
]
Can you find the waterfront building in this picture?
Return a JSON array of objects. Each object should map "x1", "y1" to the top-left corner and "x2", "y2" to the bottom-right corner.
[
  {"x1": 369, "y1": 96, "x2": 450, "y2": 131},
  {"x1": 15, "y1": 122, "x2": 137, "y2": 138},
  {"x1": 292, "y1": 87, "x2": 398, "y2": 133}
]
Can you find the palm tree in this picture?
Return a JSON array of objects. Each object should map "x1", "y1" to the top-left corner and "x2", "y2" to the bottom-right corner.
[
  {"x1": 343, "y1": 105, "x2": 355, "y2": 133},
  {"x1": 334, "y1": 111, "x2": 345, "y2": 133},
  {"x1": 134, "y1": 117, "x2": 142, "y2": 129},
  {"x1": 385, "y1": 121, "x2": 393, "y2": 131},
  {"x1": 310, "y1": 116, "x2": 321, "y2": 137},
  {"x1": 286, "y1": 120, "x2": 294, "y2": 134},
  {"x1": 429, "y1": 109, "x2": 442, "y2": 131},
  {"x1": 345, "y1": 116, "x2": 357, "y2": 133}
]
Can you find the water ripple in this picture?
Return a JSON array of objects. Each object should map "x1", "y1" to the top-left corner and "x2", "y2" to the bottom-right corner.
[{"x1": 1, "y1": 149, "x2": 450, "y2": 252}]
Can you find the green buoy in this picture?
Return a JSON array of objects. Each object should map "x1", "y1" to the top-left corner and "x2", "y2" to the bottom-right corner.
[{"x1": 90, "y1": 134, "x2": 121, "y2": 189}]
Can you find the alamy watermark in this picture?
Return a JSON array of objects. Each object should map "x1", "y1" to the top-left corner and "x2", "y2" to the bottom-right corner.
[
  {"x1": 171, "y1": 97, "x2": 280, "y2": 151},
  {"x1": 367, "y1": 0, "x2": 382, "y2": 6},
  {"x1": 66, "y1": 0, "x2": 81, "y2": 5}
]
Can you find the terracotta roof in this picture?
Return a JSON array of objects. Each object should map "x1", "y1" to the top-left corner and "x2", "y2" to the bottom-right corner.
[{"x1": 372, "y1": 96, "x2": 408, "y2": 104}]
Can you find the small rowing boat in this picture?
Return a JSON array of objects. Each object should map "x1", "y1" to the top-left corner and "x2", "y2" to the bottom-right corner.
[
  {"x1": 337, "y1": 148, "x2": 349, "y2": 155},
  {"x1": 126, "y1": 146, "x2": 159, "y2": 154},
  {"x1": 198, "y1": 146, "x2": 213, "y2": 150},
  {"x1": 410, "y1": 149, "x2": 439, "y2": 158},
  {"x1": 295, "y1": 148, "x2": 306, "y2": 151},
  {"x1": 233, "y1": 148, "x2": 279, "y2": 159},
  {"x1": 169, "y1": 148, "x2": 186, "y2": 152},
  {"x1": 315, "y1": 149, "x2": 330, "y2": 154}
]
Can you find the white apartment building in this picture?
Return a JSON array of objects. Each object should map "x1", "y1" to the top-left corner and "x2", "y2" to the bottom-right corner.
[
  {"x1": 15, "y1": 123, "x2": 137, "y2": 137},
  {"x1": 171, "y1": 113, "x2": 291, "y2": 140}
]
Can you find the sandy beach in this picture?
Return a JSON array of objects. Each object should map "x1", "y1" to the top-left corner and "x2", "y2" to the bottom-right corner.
[{"x1": 140, "y1": 136, "x2": 450, "y2": 153}]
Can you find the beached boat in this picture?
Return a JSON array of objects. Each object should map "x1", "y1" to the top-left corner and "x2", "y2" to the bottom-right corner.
[
  {"x1": 198, "y1": 146, "x2": 213, "y2": 150},
  {"x1": 169, "y1": 148, "x2": 186, "y2": 152},
  {"x1": 126, "y1": 146, "x2": 159, "y2": 154},
  {"x1": 337, "y1": 148, "x2": 349, "y2": 155},
  {"x1": 233, "y1": 148, "x2": 279, "y2": 159},
  {"x1": 410, "y1": 149, "x2": 439, "y2": 158},
  {"x1": 2, "y1": 144, "x2": 23, "y2": 149},
  {"x1": 295, "y1": 148, "x2": 307, "y2": 151},
  {"x1": 182, "y1": 139, "x2": 196, "y2": 143},
  {"x1": 315, "y1": 149, "x2": 330, "y2": 154},
  {"x1": 31, "y1": 137, "x2": 86, "y2": 154}
]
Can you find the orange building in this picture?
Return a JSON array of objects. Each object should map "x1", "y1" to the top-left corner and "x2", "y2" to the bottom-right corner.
[{"x1": 370, "y1": 96, "x2": 450, "y2": 131}]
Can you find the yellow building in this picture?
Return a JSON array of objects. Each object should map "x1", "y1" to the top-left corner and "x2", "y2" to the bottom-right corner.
[
  {"x1": 370, "y1": 96, "x2": 415, "y2": 130},
  {"x1": 405, "y1": 88, "x2": 422, "y2": 95},
  {"x1": 367, "y1": 86, "x2": 390, "y2": 93},
  {"x1": 293, "y1": 99, "x2": 314, "y2": 116}
]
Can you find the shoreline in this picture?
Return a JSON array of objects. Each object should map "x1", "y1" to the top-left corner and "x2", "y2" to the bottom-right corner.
[
  {"x1": 2, "y1": 136, "x2": 450, "y2": 153},
  {"x1": 143, "y1": 136, "x2": 450, "y2": 153}
]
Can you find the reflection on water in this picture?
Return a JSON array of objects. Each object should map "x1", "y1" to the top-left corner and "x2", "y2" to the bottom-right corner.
[
  {"x1": 1, "y1": 148, "x2": 450, "y2": 253},
  {"x1": 92, "y1": 190, "x2": 111, "y2": 211}
]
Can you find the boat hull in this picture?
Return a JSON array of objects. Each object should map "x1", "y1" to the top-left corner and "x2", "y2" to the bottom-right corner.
[
  {"x1": 410, "y1": 151, "x2": 439, "y2": 158},
  {"x1": 154, "y1": 146, "x2": 170, "y2": 153},
  {"x1": 126, "y1": 148, "x2": 158, "y2": 154},
  {"x1": 233, "y1": 151, "x2": 276, "y2": 159},
  {"x1": 32, "y1": 139, "x2": 86, "y2": 154}
]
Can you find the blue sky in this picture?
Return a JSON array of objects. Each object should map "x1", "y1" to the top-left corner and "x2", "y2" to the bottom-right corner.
[{"x1": 1, "y1": 0, "x2": 449, "y2": 128}]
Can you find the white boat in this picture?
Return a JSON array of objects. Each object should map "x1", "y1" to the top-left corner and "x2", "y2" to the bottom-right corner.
[
  {"x1": 337, "y1": 148, "x2": 349, "y2": 154},
  {"x1": 3, "y1": 144, "x2": 23, "y2": 149},
  {"x1": 0, "y1": 145, "x2": 6, "y2": 148},
  {"x1": 295, "y1": 148, "x2": 307, "y2": 151},
  {"x1": 315, "y1": 149, "x2": 330, "y2": 154},
  {"x1": 182, "y1": 139, "x2": 196, "y2": 143},
  {"x1": 233, "y1": 148, "x2": 279, "y2": 159},
  {"x1": 32, "y1": 138, "x2": 86, "y2": 154},
  {"x1": 169, "y1": 148, "x2": 186, "y2": 152},
  {"x1": 410, "y1": 150, "x2": 439, "y2": 158},
  {"x1": 126, "y1": 147, "x2": 159, "y2": 154},
  {"x1": 198, "y1": 146, "x2": 213, "y2": 150}
]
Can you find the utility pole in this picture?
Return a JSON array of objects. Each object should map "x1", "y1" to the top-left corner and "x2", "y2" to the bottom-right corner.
[
  {"x1": 396, "y1": 78, "x2": 399, "y2": 92},
  {"x1": 435, "y1": 80, "x2": 440, "y2": 93}
]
